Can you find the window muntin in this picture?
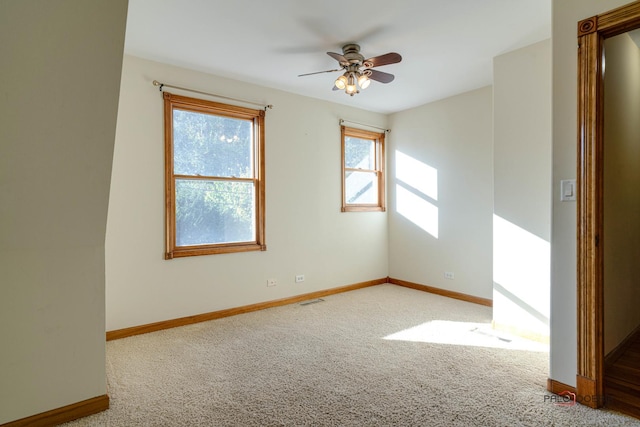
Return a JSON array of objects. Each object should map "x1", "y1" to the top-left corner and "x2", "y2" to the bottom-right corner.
[
  {"x1": 341, "y1": 126, "x2": 385, "y2": 212},
  {"x1": 164, "y1": 93, "x2": 265, "y2": 258}
]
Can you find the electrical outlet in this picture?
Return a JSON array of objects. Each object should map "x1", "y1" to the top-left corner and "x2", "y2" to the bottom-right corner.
[
  {"x1": 295, "y1": 274, "x2": 305, "y2": 283},
  {"x1": 444, "y1": 272, "x2": 455, "y2": 280},
  {"x1": 267, "y1": 279, "x2": 277, "y2": 287}
]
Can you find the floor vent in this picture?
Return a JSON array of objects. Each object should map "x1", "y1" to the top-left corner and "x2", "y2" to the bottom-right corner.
[{"x1": 299, "y1": 298, "x2": 324, "y2": 306}]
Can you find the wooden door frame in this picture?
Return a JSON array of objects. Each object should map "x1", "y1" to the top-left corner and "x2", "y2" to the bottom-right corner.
[{"x1": 576, "y1": 1, "x2": 640, "y2": 408}]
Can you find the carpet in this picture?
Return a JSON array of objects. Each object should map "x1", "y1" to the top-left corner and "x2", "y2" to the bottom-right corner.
[{"x1": 61, "y1": 284, "x2": 640, "y2": 426}]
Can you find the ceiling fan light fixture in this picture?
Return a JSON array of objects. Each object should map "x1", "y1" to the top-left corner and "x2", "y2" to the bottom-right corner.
[
  {"x1": 335, "y1": 75, "x2": 347, "y2": 90},
  {"x1": 358, "y1": 74, "x2": 370, "y2": 90},
  {"x1": 346, "y1": 73, "x2": 357, "y2": 95}
]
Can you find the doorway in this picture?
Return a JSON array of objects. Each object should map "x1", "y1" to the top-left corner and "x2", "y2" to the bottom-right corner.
[
  {"x1": 576, "y1": 1, "x2": 640, "y2": 415},
  {"x1": 601, "y1": 27, "x2": 640, "y2": 418}
]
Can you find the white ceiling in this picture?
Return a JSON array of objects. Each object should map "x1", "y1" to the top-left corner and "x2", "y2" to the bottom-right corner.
[{"x1": 125, "y1": 0, "x2": 551, "y2": 114}]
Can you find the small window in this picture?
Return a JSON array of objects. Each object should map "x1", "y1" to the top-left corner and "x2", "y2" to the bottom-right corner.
[
  {"x1": 163, "y1": 93, "x2": 265, "y2": 258},
  {"x1": 341, "y1": 126, "x2": 386, "y2": 212}
]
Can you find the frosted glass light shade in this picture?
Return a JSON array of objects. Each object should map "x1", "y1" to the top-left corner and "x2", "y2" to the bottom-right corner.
[
  {"x1": 358, "y1": 74, "x2": 370, "y2": 89},
  {"x1": 335, "y1": 75, "x2": 347, "y2": 90}
]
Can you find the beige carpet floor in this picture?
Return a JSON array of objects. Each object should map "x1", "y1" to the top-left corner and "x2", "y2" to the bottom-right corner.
[{"x1": 62, "y1": 284, "x2": 640, "y2": 426}]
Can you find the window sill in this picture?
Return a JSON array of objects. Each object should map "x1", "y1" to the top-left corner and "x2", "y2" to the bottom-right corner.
[
  {"x1": 165, "y1": 243, "x2": 266, "y2": 259},
  {"x1": 341, "y1": 206, "x2": 386, "y2": 213}
]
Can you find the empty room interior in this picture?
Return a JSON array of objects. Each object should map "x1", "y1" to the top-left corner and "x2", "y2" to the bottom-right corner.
[{"x1": 3, "y1": 0, "x2": 640, "y2": 425}]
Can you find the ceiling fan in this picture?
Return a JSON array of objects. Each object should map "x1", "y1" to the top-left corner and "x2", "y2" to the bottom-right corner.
[{"x1": 298, "y1": 43, "x2": 402, "y2": 96}]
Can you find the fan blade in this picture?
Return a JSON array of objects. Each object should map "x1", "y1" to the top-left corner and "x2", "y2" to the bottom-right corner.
[
  {"x1": 367, "y1": 69, "x2": 395, "y2": 84},
  {"x1": 327, "y1": 51, "x2": 348, "y2": 65},
  {"x1": 298, "y1": 69, "x2": 341, "y2": 77},
  {"x1": 363, "y1": 52, "x2": 402, "y2": 68}
]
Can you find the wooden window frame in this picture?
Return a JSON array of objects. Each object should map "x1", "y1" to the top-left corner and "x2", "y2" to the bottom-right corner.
[
  {"x1": 341, "y1": 126, "x2": 386, "y2": 212},
  {"x1": 163, "y1": 92, "x2": 266, "y2": 259}
]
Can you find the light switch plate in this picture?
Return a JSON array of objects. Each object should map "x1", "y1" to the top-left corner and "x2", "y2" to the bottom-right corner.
[{"x1": 560, "y1": 179, "x2": 576, "y2": 202}]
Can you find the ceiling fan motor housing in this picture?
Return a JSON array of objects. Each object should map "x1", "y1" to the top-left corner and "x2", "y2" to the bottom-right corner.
[{"x1": 342, "y1": 43, "x2": 365, "y2": 66}]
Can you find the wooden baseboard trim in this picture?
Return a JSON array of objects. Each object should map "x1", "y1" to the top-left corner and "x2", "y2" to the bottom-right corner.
[
  {"x1": 0, "y1": 395, "x2": 109, "y2": 427},
  {"x1": 547, "y1": 378, "x2": 577, "y2": 395},
  {"x1": 107, "y1": 277, "x2": 494, "y2": 341},
  {"x1": 107, "y1": 278, "x2": 388, "y2": 340},
  {"x1": 388, "y1": 277, "x2": 492, "y2": 307}
]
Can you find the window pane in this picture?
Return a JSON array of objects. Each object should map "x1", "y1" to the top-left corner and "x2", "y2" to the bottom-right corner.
[
  {"x1": 173, "y1": 109, "x2": 252, "y2": 178},
  {"x1": 345, "y1": 171, "x2": 378, "y2": 204},
  {"x1": 175, "y1": 179, "x2": 255, "y2": 246},
  {"x1": 345, "y1": 137, "x2": 375, "y2": 169}
]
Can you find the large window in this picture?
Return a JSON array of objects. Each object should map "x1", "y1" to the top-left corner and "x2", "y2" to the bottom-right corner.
[
  {"x1": 163, "y1": 93, "x2": 265, "y2": 258},
  {"x1": 341, "y1": 126, "x2": 386, "y2": 212}
]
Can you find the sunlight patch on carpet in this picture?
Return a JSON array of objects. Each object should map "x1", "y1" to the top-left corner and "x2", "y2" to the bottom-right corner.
[{"x1": 383, "y1": 320, "x2": 549, "y2": 352}]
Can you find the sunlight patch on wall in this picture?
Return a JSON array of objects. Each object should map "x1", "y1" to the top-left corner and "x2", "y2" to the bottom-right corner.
[
  {"x1": 395, "y1": 151, "x2": 438, "y2": 200},
  {"x1": 493, "y1": 214, "x2": 550, "y2": 337},
  {"x1": 383, "y1": 320, "x2": 548, "y2": 352},
  {"x1": 396, "y1": 185, "x2": 439, "y2": 238},
  {"x1": 395, "y1": 150, "x2": 439, "y2": 238}
]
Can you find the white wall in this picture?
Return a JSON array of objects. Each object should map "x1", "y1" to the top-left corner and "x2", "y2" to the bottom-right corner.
[
  {"x1": 0, "y1": 0, "x2": 127, "y2": 424},
  {"x1": 603, "y1": 32, "x2": 640, "y2": 354},
  {"x1": 387, "y1": 87, "x2": 494, "y2": 300},
  {"x1": 3, "y1": 0, "x2": 631, "y2": 420},
  {"x1": 551, "y1": 0, "x2": 632, "y2": 387},
  {"x1": 106, "y1": 55, "x2": 389, "y2": 331},
  {"x1": 493, "y1": 40, "x2": 552, "y2": 341}
]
